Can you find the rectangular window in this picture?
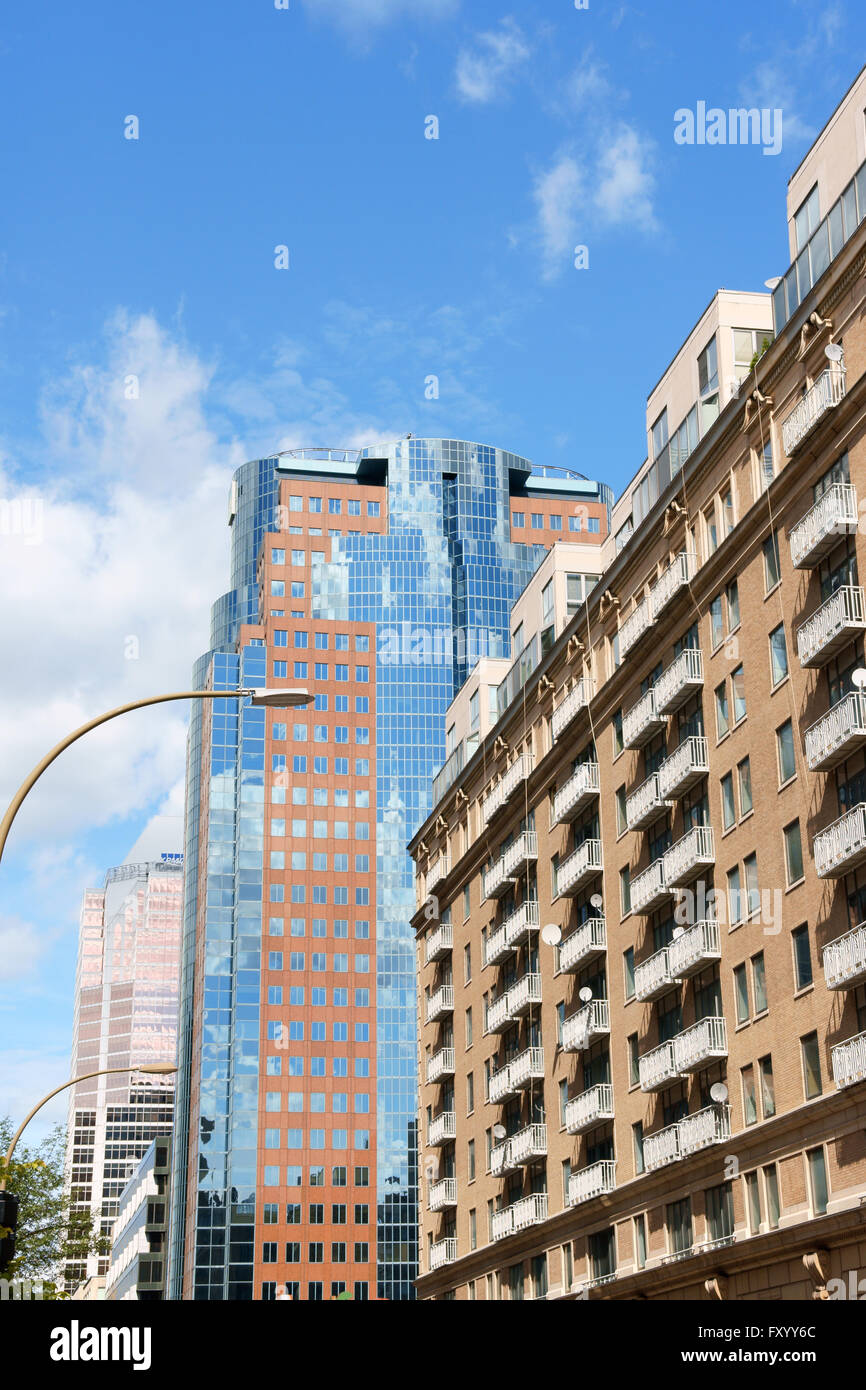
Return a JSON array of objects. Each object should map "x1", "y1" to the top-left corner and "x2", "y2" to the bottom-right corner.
[
  {"x1": 734, "y1": 963, "x2": 750, "y2": 1023},
  {"x1": 759, "y1": 1055, "x2": 776, "y2": 1118},
  {"x1": 731, "y1": 665, "x2": 746, "y2": 723},
  {"x1": 801, "y1": 1031, "x2": 822, "y2": 1098},
  {"x1": 751, "y1": 952, "x2": 767, "y2": 1014},
  {"x1": 769, "y1": 624, "x2": 788, "y2": 686},
  {"x1": 764, "y1": 1164, "x2": 780, "y2": 1229},
  {"x1": 784, "y1": 820, "x2": 804, "y2": 885},
  {"x1": 763, "y1": 531, "x2": 781, "y2": 590},
  {"x1": 792, "y1": 925, "x2": 812, "y2": 989},
  {"x1": 743, "y1": 1063, "x2": 758, "y2": 1126},
  {"x1": 807, "y1": 1147, "x2": 829, "y2": 1215},
  {"x1": 715, "y1": 681, "x2": 729, "y2": 738},
  {"x1": 721, "y1": 773, "x2": 735, "y2": 831},
  {"x1": 777, "y1": 720, "x2": 796, "y2": 783},
  {"x1": 737, "y1": 758, "x2": 752, "y2": 815}
]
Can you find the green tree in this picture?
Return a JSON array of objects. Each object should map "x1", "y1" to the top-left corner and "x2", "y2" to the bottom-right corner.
[{"x1": 0, "y1": 1118, "x2": 109, "y2": 1298}]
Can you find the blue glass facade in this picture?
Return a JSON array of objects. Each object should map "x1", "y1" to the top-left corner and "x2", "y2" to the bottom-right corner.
[{"x1": 169, "y1": 438, "x2": 608, "y2": 1300}]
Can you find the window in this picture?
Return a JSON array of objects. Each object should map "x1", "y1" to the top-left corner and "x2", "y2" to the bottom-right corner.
[
  {"x1": 623, "y1": 946, "x2": 635, "y2": 999},
  {"x1": 794, "y1": 183, "x2": 820, "y2": 252},
  {"x1": 734, "y1": 963, "x2": 749, "y2": 1022},
  {"x1": 705, "y1": 1181, "x2": 734, "y2": 1243},
  {"x1": 737, "y1": 757, "x2": 752, "y2": 816},
  {"x1": 512, "y1": 511, "x2": 525, "y2": 529},
  {"x1": 721, "y1": 773, "x2": 735, "y2": 831},
  {"x1": 628, "y1": 1033, "x2": 640, "y2": 1087},
  {"x1": 744, "y1": 853, "x2": 759, "y2": 917},
  {"x1": 667, "y1": 1197, "x2": 693, "y2": 1256},
  {"x1": 792, "y1": 925, "x2": 812, "y2": 989},
  {"x1": 784, "y1": 820, "x2": 804, "y2": 885},
  {"x1": 742, "y1": 1064, "x2": 758, "y2": 1125},
  {"x1": 620, "y1": 866, "x2": 632, "y2": 917},
  {"x1": 726, "y1": 578, "x2": 740, "y2": 630},
  {"x1": 764, "y1": 1164, "x2": 781, "y2": 1229},
  {"x1": 752, "y1": 953, "x2": 767, "y2": 1014},
  {"x1": 777, "y1": 720, "x2": 796, "y2": 783},
  {"x1": 731, "y1": 665, "x2": 746, "y2": 723},
  {"x1": 801, "y1": 1031, "x2": 822, "y2": 1098},
  {"x1": 759, "y1": 1055, "x2": 776, "y2": 1118},
  {"x1": 615, "y1": 786, "x2": 627, "y2": 835},
  {"x1": 633, "y1": 1121, "x2": 644, "y2": 1176},
  {"x1": 807, "y1": 1146, "x2": 829, "y2": 1215},
  {"x1": 763, "y1": 532, "x2": 781, "y2": 591},
  {"x1": 769, "y1": 625, "x2": 788, "y2": 686},
  {"x1": 704, "y1": 504, "x2": 718, "y2": 556},
  {"x1": 715, "y1": 682, "x2": 729, "y2": 738},
  {"x1": 698, "y1": 336, "x2": 719, "y2": 432},
  {"x1": 634, "y1": 1215, "x2": 647, "y2": 1270},
  {"x1": 613, "y1": 710, "x2": 624, "y2": 756},
  {"x1": 745, "y1": 1171, "x2": 761, "y2": 1234},
  {"x1": 531, "y1": 513, "x2": 544, "y2": 530},
  {"x1": 710, "y1": 595, "x2": 724, "y2": 649}
]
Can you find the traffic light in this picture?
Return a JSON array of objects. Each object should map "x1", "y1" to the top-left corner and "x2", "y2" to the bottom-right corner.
[{"x1": 0, "y1": 1191, "x2": 19, "y2": 1275}]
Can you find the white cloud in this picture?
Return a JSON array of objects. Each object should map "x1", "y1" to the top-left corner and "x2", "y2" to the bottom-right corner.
[
  {"x1": 532, "y1": 154, "x2": 584, "y2": 281},
  {"x1": 0, "y1": 916, "x2": 48, "y2": 982},
  {"x1": 303, "y1": 0, "x2": 457, "y2": 33},
  {"x1": 744, "y1": 61, "x2": 815, "y2": 147},
  {"x1": 455, "y1": 18, "x2": 530, "y2": 104},
  {"x1": 595, "y1": 124, "x2": 657, "y2": 230}
]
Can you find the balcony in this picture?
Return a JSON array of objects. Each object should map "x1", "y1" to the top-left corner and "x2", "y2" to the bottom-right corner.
[
  {"x1": 492, "y1": 1192, "x2": 548, "y2": 1242},
  {"x1": 487, "y1": 992, "x2": 512, "y2": 1034},
  {"x1": 630, "y1": 858, "x2": 670, "y2": 915},
  {"x1": 556, "y1": 838, "x2": 603, "y2": 897},
  {"x1": 663, "y1": 825, "x2": 715, "y2": 889},
  {"x1": 429, "y1": 1238, "x2": 457, "y2": 1270},
  {"x1": 823, "y1": 922, "x2": 866, "y2": 990},
  {"x1": 559, "y1": 917, "x2": 606, "y2": 973},
  {"x1": 426, "y1": 1048, "x2": 455, "y2": 1084},
  {"x1": 428, "y1": 1178, "x2": 457, "y2": 1212},
  {"x1": 673, "y1": 1016, "x2": 727, "y2": 1073},
  {"x1": 657, "y1": 736, "x2": 710, "y2": 802},
  {"x1": 797, "y1": 585, "x2": 866, "y2": 668},
  {"x1": 565, "y1": 1083, "x2": 614, "y2": 1135},
  {"x1": 568, "y1": 1159, "x2": 616, "y2": 1206},
  {"x1": 490, "y1": 1139, "x2": 509, "y2": 1176},
  {"x1": 639, "y1": 1040, "x2": 679, "y2": 1092},
  {"x1": 425, "y1": 923, "x2": 453, "y2": 964},
  {"x1": 805, "y1": 692, "x2": 866, "y2": 772},
  {"x1": 814, "y1": 803, "x2": 866, "y2": 878},
  {"x1": 667, "y1": 919, "x2": 721, "y2": 979},
  {"x1": 509, "y1": 1046, "x2": 545, "y2": 1091},
  {"x1": 552, "y1": 679, "x2": 591, "y2": 740},
  {"x1": 561, "y1": 999, "x2": 610, "y2": 1052},
  {"x1": 427, "y1": 1111, "x2": 457, "y2": 1146},
  {"x1": 651, "y1": 552, "x2": 696, "y2": 621},
  {"x1": 426, "y1": 985, "x2": 454, "y2": 1024},
  {"x1": 626, "y1": 773, "x2": 670, "y2": 831},
  {"x1": 781, "y1": 366, "x2": 847, "y2": 457},
  {"x1": 503, "y1": 899, "x2": 540, "y2": 950},
  {"x1": 427, "y1": 853, "x2": 450, "y2": 894},
  {"x1": 552, "y1": 762, "x2": 600, "y2": 826},
  {"x1": 483, "y1": 831, "x2": 538, "y2": 900},
  {"x1": 654, "y1": 648, "x2": 704, "y2": 716},
  {"x1": 832, "y1": 1030, "x2": 866, "y2": 1089},
  {"x1": 622, "y1": 689, "x2": 666, "y2": 749},
  {"x1": 634, "y1": 946, "x2": 680, "y2": 1002},
  {"x1": 487, "y1": 974, "x2": 542, "y2": 1032},
  {"x1": 504, "y1": 1123, "x2": 548, "y2": 1169},
  {"x1": 483, "y1": 919, "x2": 513, "y2": 969},
  {"x1": 619, "y1": 597, "x2": 653, "y2": 659},
  {"x1": 643, "y1": 1105, "x2": 731, "y2": 1172},
  {"x1": 643, "y1": 1121, "x2": 681, "y2": 1171},
  {"x1": 489, "y1": 1064, "x2": 514, "y2": 1105},
  {"x1": 482, "y1": 753, "x2": 534, "y2": 826},
  {"x1": 790, "y1": 482, "x2": 858, "y2": 568}
]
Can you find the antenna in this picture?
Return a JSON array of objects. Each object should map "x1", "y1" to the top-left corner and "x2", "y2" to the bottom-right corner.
[
  {"x1": 590, "y1": 893, "x2": 603, "y2": 911},
  {"x1": 764, "y1": 277, "x2": 782, "y2": 290},
  {"x1": 492, "y1": 1124, "x2": 507, "y2": 1141},
  {"x1": 579, "y1": 986, "x2": 593, "y2": 1004},
  {"x1": 541, "y1": 923, "x2": 562, "y2": 947},
  {"x1": 852, "y1": 669, "x2": 866, "y2": 691},
  {"x1": 825, "y1": 343, "x2": 844, "y2": 363},
  {"x1": 710, "y1": 1082, "x2": 729, "y2": 1104}
]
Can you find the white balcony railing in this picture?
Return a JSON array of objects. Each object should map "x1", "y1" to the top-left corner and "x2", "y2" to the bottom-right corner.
[
  {"x1": 487, "y1": 993, "x2": 512, "y2": 1033},
  {"x1": 667, "y1": 919, "x2": 721, "y2": 979},
  {"x1": 805, "y1": 692, "x2": 866, "y2": 772},
  {"x1": 427, "y1": 853, "x2": 451, "y2": 893},
  {"x1": 491, "y1": 1206, "x2": 514, "y2": 1242},
  {"x1": 657, "y1": 736, "x2": 709, "y2": 802},
  {"x1": 492, "y1": 1192, "x2": 548, "y2": 1242},
  {"x1": 832, "y1": 1030, "x2": 866, "y2": 1089},
  {"x1": 823, "y1": 922, "x2": 866, "y2": 990},
  {"x1": 552, "y1": 762, "x2": 600, "y2": 825},
  {"x1": 644, "y1": 1122, "x2": 681, "y2": 1171},
  {"x1": 626, "y1": 773, "x2": 669, "y2": 831},
  {"x1": 425, "y1": 985, "x2": 454, "y2": 1024},
  {"x1": 630, "y1": 858, "x2": 670, "y2": 915},
  {"x1": 639, "y1": 1040, "x2": 679, "y2": 1092},
  {"x1": 505, "y1": 1123, "x2": 548, "y2": 1169},
  {"x1": 568, "y1": 1160, "x2": 616, "y2": 1206},
  {"x1": 489, "y1": 1064, "x2": 513, "y2": 1105},
  {"x1": 781, "y1": 366, "x2": 847, "y2": 457},
  {"x1": 654, "y1": 648, "x2": 704, "y2": 716},
  {"x1": 429, "y1": 1238, "x2": 457, "y2": 1270},
  {"x1": 427, "y1": 1111, "x2": 457, "y2": 1146},
  {"x1": 619, "y1": 597, "x2": 653, "y2": 659},
  {"x1": 797, "y1": 585, "x2": 866, "y2": 668},
  {"x1": 814, "y1": 803, "x2": 866, "y2": 878},
  {"x1": 651, "y1": 552, "x2": 696, "y2": 621},
  {"x1": 552, "y1": 679, "x2": 591, "y2": 740},
  {"x1": 556, "y1": 839, "x2": 603, "y2": 897},
  {"x1": 503, "y1": 899, "x2": 540, "y2": 950},
  {"x1": 678, "y1": 1103, "x2": 731, "y2": 1158},
  {"x1": 426, "y1": 1048, "x2": 455, "y2": 1084},
  {"x1": 634, "y1": 946, "x2": 679, "y2": 1002},
  {"x1": 790, "y1": 482, "x2": 858, "y2": 567},
  {"x1": 622, "y1": 689, "x2": 665, "y2": 749},
  {"x1": 559, "y1": 917, "x2": 606, "y2": 973},
  {"x1": 673, "y1": 1016, "x2": 727, "y2": 1072},
  {"x1": 507, "y1": 972, "x2": 543, "y2": 1017},
  {"x1": 428, "y1": 1178, "x2": 457, "y2": 1211},
  {"x1": 561, "y1": 999, "x2": 610, "y2": 1052},
  {"x1": 484, "y1": 920, "x2": 512, "y2": 969},
  {"x1": 483, "y1": 831, "x2": 538, "y2": 900},
  {"x1": 425, "y1": 923, "x2": 453, "y2": 964},
  {"x1": 565, "y1": 1083, "x2": 614, "y2": 1135},
  {"x1": 490, "y1": 1140, "x2": 509, "y2": 1177},
  {"x1": 482, "y1": 753, "x2": 534, "y2": 826},
  {"x1": 663, "y1": 825, "x2": 715, "y2": 888},
  {"x1": 508, "y1": 1046, "x2": 545, "y2": 1091}
]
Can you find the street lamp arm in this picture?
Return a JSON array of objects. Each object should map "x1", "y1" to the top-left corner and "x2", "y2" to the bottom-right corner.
[
  {"x1": 0, "y1": 1066, "x2": 169, "y2": 1191},
  {"x1": 0, "y1": 689, "x2": 238, "y2": 868}
]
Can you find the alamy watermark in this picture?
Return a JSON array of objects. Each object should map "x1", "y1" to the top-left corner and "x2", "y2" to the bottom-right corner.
[
  {"x1": 674, "y1": 881, "x2": 784, "y2": 935},
  {"x1": 674, "y1": 102, "x2": 783, "y2": 157}
]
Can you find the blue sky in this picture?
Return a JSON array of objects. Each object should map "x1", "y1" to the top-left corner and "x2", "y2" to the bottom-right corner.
[{"x1": 0, "y1": 0, "x2": 862, "y2": 1137}]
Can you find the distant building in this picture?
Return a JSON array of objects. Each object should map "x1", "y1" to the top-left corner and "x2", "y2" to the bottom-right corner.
[
  {"x1": 106, "y1": 1138, "x2": 172, "y2": 1301},
  {"x1": 64, "y1": 818, "x2": 183, "y2": 1289}
]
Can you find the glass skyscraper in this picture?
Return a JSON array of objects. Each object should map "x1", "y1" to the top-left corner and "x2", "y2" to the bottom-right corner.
[{"x1": 168, "y1": 438, "x2": 610, "y2": 1300}]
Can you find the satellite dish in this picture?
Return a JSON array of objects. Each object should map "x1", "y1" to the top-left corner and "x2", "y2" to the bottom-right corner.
[
  {"x1": 852, "y1": 669, "x2": 866, "y2": 690},
  {"x1": 492, "y1": 1124, "x2": 507, "y2": 1140},
  {"x1": 590, "y1": 894, "x2": 604, "y2": 910},
  {"x1": 825, "y1": 343, "x2": 844, "y2": 363},
  {"x1": 710, "y1": 1082, "x2": 729, "y2": 1104},
  {"x1": 764, "y1": 276, "x2": 782, "y2": 290},
  {"x1": 672, "y1": 926, "x2": 685, "y2": 939},
  {"x1": 579, "y1": 986, "x2": 593, "y2": 1003},
  {"x1": 541, "y1": 923, "x2": 562, "y2": 947}
]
